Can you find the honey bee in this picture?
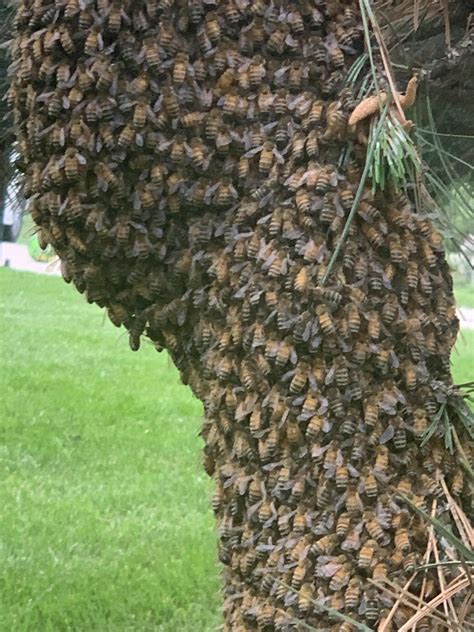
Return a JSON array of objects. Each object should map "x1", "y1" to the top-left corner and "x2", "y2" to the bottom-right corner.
[
  {"x1": 316, "y1": 478, "x2": 333, "y2": 509},
  {"x1": 358, "y1": 538, "x2": 376, "y2": 569},
  {"x1": 285, "y1": 418, "x2": 302, "y2": 446},
  {"x1": 317, "y1": 166, "x2": 336, "y2": 194},
  {"x1": 346, "y1": 480, "x2": 363, "y2": 514},
  {"x1": 374, "y1": 445, "x2": 389, "y2": 475},
  {"x1": 185, "y1": 138, "x2": 205, "y2": 171},
  {"x1": 297, "y1": 582, "x2": 314, "y2": 614},
  {"x1": 288, "y1": 60, "x2": 304, "y2": 91},
  {"x1": 335, "y1": 462, "x2": 350, "y2": 491},
  {"x1": 386, "y1": 417, "x2": 405, "y2": 450},
  {"x1": 396, "y1": 474, "x2": 414, "y2": 498},
  {"x1": 118, "y1": 123, "x2": 136, "y2": 148},
  {"x1": 59, "y1": 25, "x2": 75, "y2": 54},
  {"x1": 290, "y1": 132, "x2": 306, "y2": 161},
  {"x1": 361, "y1": 467, "x2": 378, "y2": 499},
  {"x1": 66, "y1": 227, "x2": 87, "y2": 254},
  {"x1": 323, "y1": 101, "x2": 347, "y2": 140},
  {"x1": 413, "y1": 408, "x2": 428, "y2": 439},
  {"x1": 335, "y1": 512, "x2": 351, "y2": 538},
  {"x1": 402, "y1": 551, "x2": 418, "y2": 575},
  {"x1": 329, "y1": 388, "x2": 345, "y2": 419},
  {"x1": 162, "y1": 87, "x2": 180, "y2": 118},
  {"x1": 290, "y1": 560, "x2": 307, "y2": 589},
  {"x1": 156, "y1": 18, "x2": 177, "y2": 52},
  {"x1": 202, "y1": 110, "x2": 221, "y2": 142},
  {"x1": 387, "y1": 232, "x2": 404, "y2": 263},
  {"x1": 266, "y1": 24, "x2": 288, "y2": 55},
  {"x1": 215, "y1": 178, "x2": 238, "y2": 207},
  {"x1": 401, "y1": 359, "x2": 417, "y2": 390},
  {"x1": 95, "y1": 162, "x2": 119, "y2": 192},
  {"x1": 343, "y1": 576, "x2": 362, "y2": 611},
  {"x1": 329, "y1": 561, "x2": 351, "y2": 591},
  {"x1": 357, "y1": 589, "x2": 379, "y2": 626},
  {"x1": 139, "y1": 37, "x2": 160, "y2": 70},
  {"x1": 421, "y1": 241, "x2": 437, "y2": 267},
  {"x1": 420, "y1": 474, "x2": 443, "y2": 498},
  {"x1": 316, "y1": 305, "x2": 336, "y2": 335},
  {"x1": 310, "y1": 534, "x2": 337, "y2": 557},
  {"x1": 394, "y1": 527, "x2": 411, "y2": 554},
  {"x1": 362, "y1": 396, "x2": 378, "y2": 430},
  {"x1": 257, "y1": 142, "x2": 276, "y2": 175},
  {"x1": 367, "y1": 310, "x2": 382, "y2": 340},
  {"x1": 131, "y1": 98, "x2": 149, "y2": 129},
  {"x1": 289, "y1": 362, "x2": 309, "y2": 394},
  {"x1": 204, "y1": 11, "x2": 221, "y2": 44},
  {"x1": 256, "y1": 603, "x2": 275, "y2": 628},
  {"x1": 306, "y1": 415, "x2": 324, "y2": 441},
  {"x1": 295, "y1": 189, "x2": 311, "y2": 214},
  {"x1": 63, "y1": 148, "x2": 86, "y2": 181},
  {"x1": 256, "y1": 84, "x2": 274, "y2": 115},
  {"x1": 273, "y1": 88, "x2": 288, "y2": 116},
  {"x1": 450, "y1": 470, "x2": 464, "y2": 497},
  {"x1": 84, "y1": 26, "x2": 103, "y2": 56}
]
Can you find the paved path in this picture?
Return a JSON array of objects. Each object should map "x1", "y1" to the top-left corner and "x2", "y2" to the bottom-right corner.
[
  {"x1": 457, "y1": 306, "x2": 474, "y2": 331},
  {"x1": 1, "y1": 242, "x2": 473, "y2": 329},
  {"x1": 0, "y1": 242, "x2": 60, "y2": 276}
]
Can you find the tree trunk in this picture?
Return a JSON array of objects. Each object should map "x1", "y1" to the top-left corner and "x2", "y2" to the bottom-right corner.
[{"x1": 10, "y1": 1, "x2": 472, "y2": 629}]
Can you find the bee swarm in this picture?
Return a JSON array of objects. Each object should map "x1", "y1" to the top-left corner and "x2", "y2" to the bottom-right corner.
[{"x1": 10, "y1": 0, "x2": 471, "y2": 630}]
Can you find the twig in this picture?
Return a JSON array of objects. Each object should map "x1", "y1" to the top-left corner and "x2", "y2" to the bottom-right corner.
[
  {"x1": 399, "y1": 576, "x2": 473, "y2": 631},
  {"x1": 371, "y1": 578, "x2": 455, "y2": 628},
  {"x1": 439, "y1": 475, "x2": 474, "y2": 549},
  {"x1": 412, "y1": 499, "x2": 436, "y2": 632},
  {"x1": 321, "y1": 103, "x2": 390, "y2": 285},
  {"x1": 377, "y1": 574, "x2": 416, "y2": 632},
  {"x1": 431, "y1": 508, "x2": 460, "y2": 628}
]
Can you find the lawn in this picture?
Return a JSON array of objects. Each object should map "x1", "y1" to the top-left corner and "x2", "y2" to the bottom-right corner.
[
  {"x1": 0, "y1": 269, "x2": 221, "y2": 632},
  {"x1": 0, "y1": 269, "x2": 472, "y2": 632},
  {"x1": 454, "y1": 282, "x2": 474, "y2": 309}
]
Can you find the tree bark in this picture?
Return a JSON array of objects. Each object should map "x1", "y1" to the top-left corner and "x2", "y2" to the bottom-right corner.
[{"x1": 10, "y1": 1, "x2": 472, "y2": 629}]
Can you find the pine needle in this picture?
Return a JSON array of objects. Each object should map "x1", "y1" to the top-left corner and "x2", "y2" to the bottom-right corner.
[
  {"x1": 399, "y1": 576, "x2": 473, "y2": 631},
  {"x1": 398, "y1": 494, "x2": 474, "y2": 563},
  {"x1": 321, "y1": 102, "x2": 391, "y2": 285},
  {"x1": 376, "y1": 574, "x2": 416, "y2": 632},
  {"x1": 274, "y1": 579, "x2": 373, "y2": 632}
]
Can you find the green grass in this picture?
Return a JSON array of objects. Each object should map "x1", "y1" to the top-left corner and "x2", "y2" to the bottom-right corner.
[
  {"x1": 17, "y1": 213, "x2": 35, "y2": 246},
  {"x1": 0, "y1": 269, "x2": 221, "y2": 632},
  {"x1": 452, "y1": 329, "x2": 474, "y2": 386},
  {"x1": 0, "y1": 269, "x2": 472, "y2": 632},
  {"x1": 454, "y1": 282, "x2": 474, "y2": 309}
]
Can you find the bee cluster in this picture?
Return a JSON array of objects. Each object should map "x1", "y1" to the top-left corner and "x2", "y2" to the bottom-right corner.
[{"x1": 10, "y1": 0, "x2": 471, "y2": 629}]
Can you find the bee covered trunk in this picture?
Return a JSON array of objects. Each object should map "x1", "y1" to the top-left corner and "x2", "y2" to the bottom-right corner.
[{"x1": 10, "y1": 0, "x2": 472, "y2": 629}]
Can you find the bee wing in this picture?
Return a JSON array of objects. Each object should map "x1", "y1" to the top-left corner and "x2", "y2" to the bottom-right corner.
[
  {"x1": 244, "y1": 146, "x2": 263, "y2": 158},
  {"x1": 272, "y1": 149, "x2": 285, "y2": 164},
  {"x1": 317, "y1": 562, "x2": 342, "y2": 578},
  {"x1": 348, "y1": 464, "x2": 360, "y2": 477},
  {"x1": 132, "y1": 190, "x2": 141, "y2": 211},
  {"x1": 281, "y1": 369, "x2": 296, "y2": 383},
  {"x1": 152, "y1": 95, "x2": 163, "y2": 112},
  {"x1": 324, "y1": 365, "x2": 336, "y2": 385},
  {"x1": 273, "y1": 66, "x2": 289, "y2": 81}
]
